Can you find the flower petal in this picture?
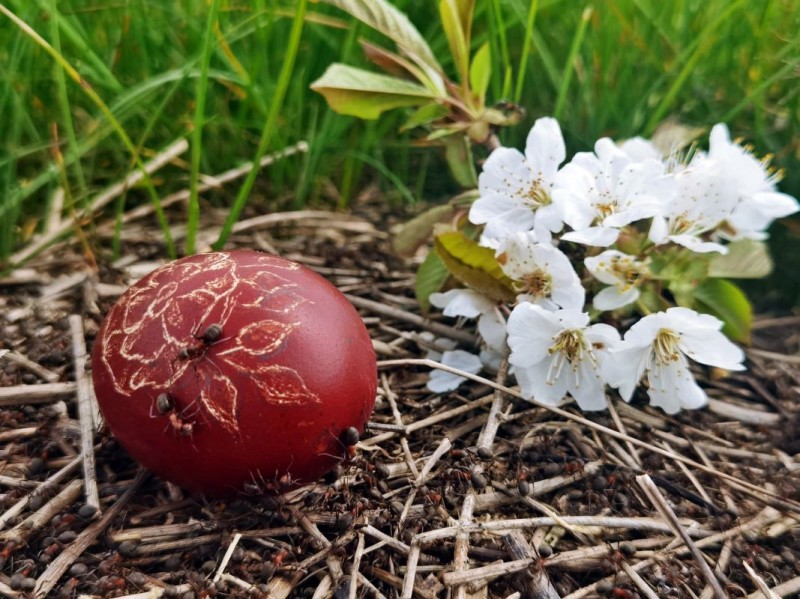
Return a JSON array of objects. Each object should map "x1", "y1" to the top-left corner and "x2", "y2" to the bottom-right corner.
[
  {"x1": 430, "y1": 289, "x2": 493, "y2": 318},
  {"x1": 561, "y1": 226, "x2": 620, "y2": 247},
  {"x1": 593, "y1": 286, "x2": 640, "y2": 311},
  {"x1": 427, "y1": 350, "x2": 482, "y2": 393},
  {"x1": 646, "y1": 355, "x2": 707, "y2": 414}
]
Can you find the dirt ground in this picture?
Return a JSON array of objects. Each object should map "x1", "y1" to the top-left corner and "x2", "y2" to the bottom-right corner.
[{"x1": 0, "y1": 199, "x2": 799, "y2": 599}]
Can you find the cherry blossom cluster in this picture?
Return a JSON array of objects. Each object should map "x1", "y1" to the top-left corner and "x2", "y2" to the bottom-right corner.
[{"x1": 428, "y1": 117, "x2": 799, "y2": 414}]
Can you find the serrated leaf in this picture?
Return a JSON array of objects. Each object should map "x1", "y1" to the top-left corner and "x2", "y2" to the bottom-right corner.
[
  {"x1": 439, "y1": 0, "x2": 471, "y2": 86},
  {"x1": 469, "y1": 42, "x2": 491, "y2": 104},
  {"x1": 708, "y1": 239, "x2": 773, "y2": 279},
  {"x1": 692, "y1": 278, "x2": 752, "y2": 344},
  {"x1": 415, "y1": 250, "x2": 452, "y2": 313},
  {"x1": 394, "y1": 203, "x2": 458, "y2": 257},
  {"x1": 401, "y1": 103, "x2": 449, "y2": 132},
  {"x1": 434, "y1": 231, "x2": 515, "y2": 302},
  {"x1": 443, "y1": 134, "x2": 477, "y2": 187},
  {"x1": 321, "y1": 0, "x2": 445, "y2": 93},
  {"x1": 311, "y1": 64, "x2": 437, "y2": 119}
]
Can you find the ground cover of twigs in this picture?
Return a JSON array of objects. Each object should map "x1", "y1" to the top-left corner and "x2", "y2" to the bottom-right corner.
[{"x1": 1, "y1": 195, "x2": 799, "y2": 599}]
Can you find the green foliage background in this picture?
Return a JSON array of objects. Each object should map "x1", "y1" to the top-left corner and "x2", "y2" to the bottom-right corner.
[{"x1": 1, "y1": 0, "x2": 798, "y2": 304}]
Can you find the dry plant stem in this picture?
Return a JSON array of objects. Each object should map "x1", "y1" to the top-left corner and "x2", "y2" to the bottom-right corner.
[
  {"x1": 660, "y1": 440, "x2": 714, "y2": 505},
  {"x1": 476, "y1": 354, "x2": 510, "y2": 454},
  {"x1": 115, "y1": 142, "x2": 309, "y2": 226},
  {"x1": 289, "y1": 507, "x2": 343, "y2": 582},
  {"x1": 501, "y1": 531, "x2": 559, "y2": 599},
  {"x1": 605, "y1": 397, "x2": 641, "y2": 467},
  {"x1": 364, "y1": 565, "x2": 437, "y2": 599},
  {"x1": 443, "y1": 558, "x2": 535, "y2": 586},
  {"x1": 636, "y1": 474, "x2": 726, "y2": 599},
  {"x1": 11, "y1": 138, "x2": 189, "y2": 266},
  {"x1": 265, "y1": 571, "x2": 305, "y2": 599},
  {"x1": 0, "y1": 382, "x2": 77, "y2": 406},
  {"x1": 220, "y1": 572, "x2": 258, "y2": 593},
  {"x1": 746, "y1": 575, "x2": 800, "y2": 599},
  {"x1": 2, "y1": 350, "x2": 60, "y2": 383},
  {"x1": 348, "y1": 533, "x2": 366, "y2": 599},
  {"x1": 348, "y1": 295, "x2": 476, "y2": 345},
  {"x1": 620, "y1": 561, "x2": 660, "y2": 599},
  {"x1": 747, "y1": 347, "x2": 800, "y2": 365},
  {"x1": 213, "y1": 532, "x2": 242, "y2": 583},
  {"x1": 34, "y1": 469, "x2": 147, "y2": 598},
  {"x1": 744, "y1": 561, "x2": 781, "y2": 599},
  {"x1": 1, "y1": 479, "x2": 82, "y2": 545},
  {"x1": 453, "y1": 491, "x2": 476, "y2": 599},
  {"x1": 362, "y1": 394, "x2": 497, "y2": 447},
  {"x1": 69, "y1": 315, "x2": 100, "y2": 510},
  {"x1": 0, "y1": 456, "x2": 81, "y2": 531},
  {"x1": 413, "y1": 514, "x2": 708, "y2": 544},
  {"x1": 401, "y1": 542, "x2": 421, "y2": 599},
  {"x1": 357, "y1": 572, "x2": 389, "y2": 599},
  {"x1": 114, "y1": 584, "x2": 193, "y2": 599},
  {"x1": 707, "y1": 397, "x2": 782, "y2": 426},
  {"x1": 311, "y1": 574, "x2": 333, "y2": 599},
  {"x1": 700, "y1": 539, "x2": 733, "y2": 599},
  {"x1": 378, "y1": 358, "x2": 800, "y2": 514}
]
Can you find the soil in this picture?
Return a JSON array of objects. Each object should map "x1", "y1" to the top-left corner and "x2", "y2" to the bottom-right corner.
[{"x1": 0, "y1": 196, "x2": 799, "y2": 599}]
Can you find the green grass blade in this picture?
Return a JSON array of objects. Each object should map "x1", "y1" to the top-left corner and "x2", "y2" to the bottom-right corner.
[
  {"x1": 554, "y1": 6, "x2": 592, "y2": 121},
  {"x1": 213, "y1": 0, "x2": 309, "y2": 250},
  {"x1": 48, "y1": 0, "x2": 86, "y2": 206},
  {"x1": 0, "y1": 2, "x2": 176, "y2": 261},
  {"x1": 513, "y1": 0, "x2": 538, "y2": 104},
  {"x1": 186, "y1": 0, "x2": 222, "y2": 256}
]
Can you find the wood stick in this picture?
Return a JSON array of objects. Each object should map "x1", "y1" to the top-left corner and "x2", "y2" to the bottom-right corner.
[
  {"x1": 636, "y1": 474, "x2": 726, "y2": 599},
  {"x1": 501, "y1": 531, "x2": 559, "y2": 599},
  {"x1": 1, "y1": 479, "x2": 82, "y2": 545},
  {"x1": 453, "y1": 492, "x2": 477, "y2": 599},
  {"x1": 34, "y1": 469, "x2": 147, "y2": 598},
  {"x1": 69, "y1": 315, "x2": 100, "y2": 510},
  {"x1": 12, "y1": 139, "x2": 188, "y2": 266},
  {"x1": 348, "y1": 533, "x2": 366, "y2": 599},
  {"x1": 213, "y1": 532, "x2": 242, "y2": 583},
  {"x1": 0, "y1": 382, "x2": 76, "y2": 406}
]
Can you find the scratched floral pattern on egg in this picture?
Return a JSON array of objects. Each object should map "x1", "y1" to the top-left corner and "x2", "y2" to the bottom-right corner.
[{"x1": 98, "y1": 252, "x2": 321, "y2": 435}]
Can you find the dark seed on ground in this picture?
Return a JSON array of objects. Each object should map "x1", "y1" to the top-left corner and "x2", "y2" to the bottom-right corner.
[
  {"x1": 476, "y1": 447, "x2": 493, "y2": 460},
  {"x1": 29, "y1": 495, "x2": 44, "y2": 510},
  {"x1": 619, "y1": 542, "x2": 636, "y2": 556},
  {"x1": 201, "y1": 560, "x2": 217, "y2": 573},
  {"x1": 537, "y1": 543, "x2": 553, "y2": 558},
  {"x1": 127, "y1": 572, "x2": 147, "y2": 586},
  {"x1": 165, "y1": 555, "x2": 181, "y2": 569},
  {"x1": 592, "y1": 475, "x2": 608, "y2": 491},
  {"x1": 471, "y1": 471, "x2": 488, "y2": 490},
  {"x1": 9, "y1": 573, "x2": 25, "y2": 590},
  {"x1": 231, "y1": 546, "x2": 245, "y2": 562},
  {"x1": 20, "y1": 578, "x2": 36, "y2": 592}
]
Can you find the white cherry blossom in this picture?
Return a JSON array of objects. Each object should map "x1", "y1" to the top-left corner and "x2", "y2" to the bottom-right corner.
[
  {"x1": 585, "y1": 250, "x2": 649, "y2": 311},
  {"x1": 469, "y1": 117, "x2": 566, "y2": 246},
  {"x1": 648, "y1": 155, "x2": 736, "y2": 254},
  {"x1": 707, "y1": 123, "x2": 799, "y2": 240},
  {"x1": 507, "y1": 304, "x2": 619, "y2": 411},
  {"x1": 496, "y1": 232, "x2": 584, "y2": 311},
  {"x1": 554, "y1": 138, "x2": 675, "y2": 247},
  {"x1": 427, "y1": 349, "x2": 483, "y2": 393},
  {"x1": 429, "y1": 288, "x2": 506, "y2": 353},
  {"x1": 603, "y1": 307, "x2": 745, "y2": 414}
]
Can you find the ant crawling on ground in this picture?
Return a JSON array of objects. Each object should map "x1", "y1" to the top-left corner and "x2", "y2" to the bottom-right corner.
[{"x1": 151, "y1": 392, "x2": 195, "y2": 437}]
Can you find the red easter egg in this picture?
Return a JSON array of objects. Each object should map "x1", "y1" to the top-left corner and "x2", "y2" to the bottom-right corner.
[{"x1": 91, "y1": 250, "x2": 377, "y2": 496}]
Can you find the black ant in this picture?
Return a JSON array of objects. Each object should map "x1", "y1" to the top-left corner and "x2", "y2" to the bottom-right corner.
[
  {"x1": 175, "y1": 322, "x2": 226, "y2": 362},
  {"x1": 151, "y1": 392, "x2": 194, "y2": 437}
]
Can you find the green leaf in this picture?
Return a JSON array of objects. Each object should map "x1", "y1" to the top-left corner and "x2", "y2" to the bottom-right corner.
[
  {"x1": 311, "y1": 64, "x2": 437, "y2": 119},
  {"x1": 469, "y1": 42, "x2": 491, "y2": 104},
  {"x1": 434, "y1": 231, "x2": 515, "y2": 302},
  {"x1": 415, "y1": 250, "x2": 452, "y2": 313},
  {"x1": 401, "y1": 103, "x2": 449, "y2": 131},
  {"x1": 360, "y1": 40, "x2": 440, "y2": 93},
  {"x1": 394, "y1": 203, "x2": 459, "y2": 257},
  {"x1": 692, "y1": 278, "x2": 753, "y2": 343},
  {"x1": 439, "y1": 0, "x2": 471, "y2": 86},
  {"x1": 320, "y1": 0, "x2": 444, "y2": 92},
  {"x1": 708, "y1": 239, "x2": 773, "y2": 279},
  {"x1": 442, "y1": 134, "x2": 477, "y2": 187}
]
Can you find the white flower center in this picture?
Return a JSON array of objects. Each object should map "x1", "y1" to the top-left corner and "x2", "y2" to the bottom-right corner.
[
  {"x1": 653, "y1": 328, "x2": 681, "y2": 364},
  {"x1": 545, "y1": 329, "x2": 593, "y2": 387},
  {"x1": 608, "y1": 256, "x2": 647, "y2": 291},
  {"x1": 516, "y1": 268, "x2": 552, "y2": 299},
  {"x1": 524, "y1": 177, "x2": 551, "y2": 209}
]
